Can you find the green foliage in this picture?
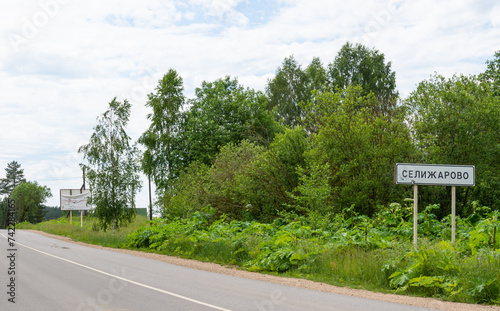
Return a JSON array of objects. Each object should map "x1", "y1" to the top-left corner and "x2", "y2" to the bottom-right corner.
[
  {"x1": 304, "y1": 85, "x2": 415, "y2": 215},
  {"x1": 267, "y1": 43, "x2": 398, "y2": 127},
  {"x1": 247, "y1": 222, "x2": 320, "y2": 272},
  {"x1": 405, "y1": 73, "x2": 500, "y2": 212},
  {"x1": 290, "y1": 163, "x2": 332, "y2": 214},
  {"x1": 304, "y1": 57, "x2": 329, "y2": 95},
  {"x1": 0, "y1": 161, "x2": 26, "y2": 196},
  {"x1": 165, "y1": 130, "x2": 326, "y2": 222},
  {"x1": 327, "y1": 42, "x2": 398, "y2": 106},
  {"x1": 16, "y1": 221, "x2": 35, "y2": 229},
  {"x1": 139, "y1": 69, "x2": 185, "y2": 191},
  {"x1": 206, "y1": 141, "x2": 267, "y2": 220},
  {"x1": 11, "y1": 181, "x2": 52, "y2": 223},
  {"x1": 481, "y1": 50, "x2": 500, "y2": 97},
  {"x1": 387, "y1": 239, "x2": 500, "y2": 304},
  {"x1": 269, "y1": 127, "x2": 311, "y2": 190},
  {"x1": 467, "y1": 277, "x2": 499, "y2": 304},
  {"x1": 43, "y1": 206, "x2": 62, "y2": 221},
  {"x1": 79, "y1": 98, "x2": 142, "y2": 233},
  {"x1": 179, "y1": 76, "x2": 277, "y2": 167},
  {"x1": 163, "y1": 161, "x2": 211, "y2": 219},
  {"x1": 165, "y1": 140, "x2": 295, "y2": 222},
  {"x1": 266, "y1": 55, "x2": 309, "y2": 127},
  {"x1": 463, "y1": 208, "x2": 500, "y2": 255},
  {"x1": 0, "y1": 198, "x2": 6, "y2": 229},
  {"x1": 145, "y1": 49, "x2": 499, "y2": 226},
  {"x1": 388, "y1": 242, "x2": 459, "y2": 295}
]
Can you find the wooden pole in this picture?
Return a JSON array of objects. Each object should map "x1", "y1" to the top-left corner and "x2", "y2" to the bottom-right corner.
[
  {"x1": 80, "y1": 210, "x2": 83, "y2": 228},
  {"x1": 69, "y1": 189, "x2": 73, "y2": 225},
  {"x1": 451, "y1": 186, "x2": 456, "y2": 246},
  {"x1": 413, "y1": 184, "x2": 418, "y2": 247}
]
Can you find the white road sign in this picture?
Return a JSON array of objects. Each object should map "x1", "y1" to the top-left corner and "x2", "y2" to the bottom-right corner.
[
  {"x1": 394, "y1": 163, "x2": 475, "y2": 186},
  {"x1": 60, "y1": 189, "x2": 92, "y2": 211}
]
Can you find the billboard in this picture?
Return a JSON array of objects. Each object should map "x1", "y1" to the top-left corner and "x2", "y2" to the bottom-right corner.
[
  {"x1": 394, "y1": 163, "x2": 475, "y2": 186},
  {"x1": 60, "y1": 189, "x2": 92, "y2": 211}
]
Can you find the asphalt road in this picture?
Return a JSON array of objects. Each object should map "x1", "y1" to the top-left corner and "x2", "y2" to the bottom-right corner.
[{"x1": 0, "y1": 230, "x2": 438, "y2": 311}]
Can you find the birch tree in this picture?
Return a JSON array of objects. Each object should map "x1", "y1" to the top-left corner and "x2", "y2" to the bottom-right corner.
[{"x1": 79, "y1": 98, "x2": 142, "y2": 233}]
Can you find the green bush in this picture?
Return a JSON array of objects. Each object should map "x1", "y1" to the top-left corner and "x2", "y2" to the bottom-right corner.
[{"x1": 125, "y1": 202, "x2": 500, "y2": 305}]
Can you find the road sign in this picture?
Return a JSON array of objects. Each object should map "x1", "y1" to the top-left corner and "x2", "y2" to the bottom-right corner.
[
  {"x1": 394, "y1": 163, "x2": 475, "y2": 186},
  {"x1": 60, "y1": 189, "x2": 91, "y2": 211},
  {"x1": 395, "y1": 163, "x2": 475, "y2": 246}
]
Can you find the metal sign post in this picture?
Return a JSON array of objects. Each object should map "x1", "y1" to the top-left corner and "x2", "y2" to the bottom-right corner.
[
  {"x1": 451, "y1": 186, "x2": 456, "y2": 245},
  {"x1": 413, "y1": 184, "x2": 418, "y2": 246},
  {"x1": 395, "y1": 164, "x2": 475, "y2": 246}
]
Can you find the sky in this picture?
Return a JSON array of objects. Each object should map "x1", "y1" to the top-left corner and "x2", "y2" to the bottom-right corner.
[{"x1": 0, "y1": 0, "x2": 499, "y2": 208}]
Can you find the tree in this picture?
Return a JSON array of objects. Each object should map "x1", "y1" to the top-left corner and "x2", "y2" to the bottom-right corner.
[
  {"x1": 266, "y1": 56, "x2": 309, "y2": 127},
  {"x1": 481, "y1": 50, "x2": 500, "y2": 97},
  {"x1": 139, "y1": 69, "x2": 185, "y2": 188},
  {"x1": 405, "y1": 73, "x2": 500, "y2": 214},
  {"x1": 0, "y1": 161, "x2": 26, "y2": 196},
  {"x1": 267, "y1": 126, "x2": 311, "y2": 193},
  {"x1": 179, "y1": 76, "x2": 278, "y2": 167},
  {"x1": 139, "y1": 70, "x2": 185, "y2": 219},
  {"x1": 305, "y1": 57, "x2": 328, "y2": 95},
  {"x1": 167, "y1": 139, "x2": 303, "y2": 222},
  {"x1": 0, "y1": 198, "x2": 8, "y2": 229},
  {"x1": 328, "y1": 42, "x2": 398, "y2": 112},
  {"x1": 79, "y1": 98, "x2": 142, "y2": 233},
  {"x1": 11, "y1": 181, "x2": 51, "y2": 223},
  {"x1": 43, "y1": 206, "x2": 62, "y2": 221},
  {"x1": 305, "y1": 85, "x2": 414, "y2": 215}
]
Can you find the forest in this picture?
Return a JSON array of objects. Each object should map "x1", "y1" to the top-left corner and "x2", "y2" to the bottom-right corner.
[{"x1": 135, "y1": 42, "x2": 499, "y2": 223}]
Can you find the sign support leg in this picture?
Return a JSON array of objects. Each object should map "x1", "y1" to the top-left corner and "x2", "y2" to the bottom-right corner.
[
  {"x1": 451, "y1": 186, "x2": 456, "y2": 246},
  {"x1": 413, "y1": 184, "x2": 418, "y2": 247},
  {"x1": 81, "y1": 210, "x2": 83, "y2": 228},
  {"x1": 70, "y1": 210, "x2": 72, "y2": 225}
]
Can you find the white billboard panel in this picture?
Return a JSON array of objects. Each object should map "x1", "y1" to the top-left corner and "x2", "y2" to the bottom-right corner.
[
  {"x1": 394, "y1": 163, "x2": 475, "y2": 186},
  {"x1": 60, "y1": 189, "x2": 92, "y2": 211}
]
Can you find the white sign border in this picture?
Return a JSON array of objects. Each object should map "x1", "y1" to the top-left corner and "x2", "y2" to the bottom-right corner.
[{"x1": 394, "y1": 163, "x2": 475, "y2": 186}]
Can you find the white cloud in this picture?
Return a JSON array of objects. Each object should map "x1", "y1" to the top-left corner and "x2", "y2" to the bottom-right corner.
[{"x1": 189, "y1": 0, "x2": 248, "y2": 26}]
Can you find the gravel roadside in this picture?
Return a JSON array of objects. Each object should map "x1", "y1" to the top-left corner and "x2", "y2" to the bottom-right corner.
[{"x1": 28, "y1": 230, "x2": 500, "y2": 311}]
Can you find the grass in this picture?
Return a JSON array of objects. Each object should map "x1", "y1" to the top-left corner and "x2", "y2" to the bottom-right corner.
[{"x1": 17, "y1": 215, "x2": 149, "y2": 248}]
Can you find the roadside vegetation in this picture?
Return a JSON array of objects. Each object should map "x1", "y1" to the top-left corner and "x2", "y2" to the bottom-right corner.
[
  {"x1": 19, "y1": 202, "x2": 500, "y2": 305},
  {"x1": 17, "y1": 215, "x2": 148, "y2": 248},
  {"x1": 6, "y1": 44, "x2": 500, "y2": 306}
]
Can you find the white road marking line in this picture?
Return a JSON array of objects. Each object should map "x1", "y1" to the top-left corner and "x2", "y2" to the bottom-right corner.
[{"x1": 0, "y1": 232, "x2": 232, "y2": 311}]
